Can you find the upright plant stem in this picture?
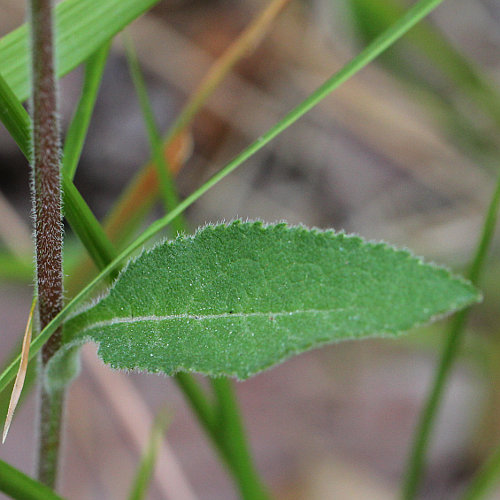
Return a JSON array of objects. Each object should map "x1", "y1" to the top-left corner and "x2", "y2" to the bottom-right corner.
[
  {"x1": 402, "y1": 172, "x2": 500, "y2": 499},
  {"x1": 212, "y1": 378, "x2": 269, "y2": 499},
  {"x1": 29, "y1": 0, "x2": 65, "y2": 488}
]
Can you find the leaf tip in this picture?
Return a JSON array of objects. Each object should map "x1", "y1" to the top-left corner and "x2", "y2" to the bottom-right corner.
[
  {"x1": 2, "y1": 297, "x2": 36, "y2": 444},
  {"x1": 2, "y1": 421, "x2": 10, "y2": 444}
]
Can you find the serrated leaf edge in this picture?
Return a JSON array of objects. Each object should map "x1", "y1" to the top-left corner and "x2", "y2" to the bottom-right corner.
[{"x1": 65, "y1": 220, "x2": 481, "y2": 322}]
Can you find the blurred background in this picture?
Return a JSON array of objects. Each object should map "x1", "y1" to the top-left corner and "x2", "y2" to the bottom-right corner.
[{"x1": 1, "y1": 0, "x2": 500, "y2": 498}]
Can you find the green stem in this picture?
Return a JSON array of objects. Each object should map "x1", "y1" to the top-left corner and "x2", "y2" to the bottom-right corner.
[
  {"x1": 172, "y1": 315, "x2": 264, "y2": 492},
  {"x1": 29, "y1": 0, "x2": 65, "y2": 488},
  {"x1": 173, "y1": 373, "x2": 216, "y2": 432},
  {"x1": 402, "y1": 172, "x2": 500, "y2": 499},
  {"x1": 212, "y1": 378, "x2": 269, "y2": 500},
  {"x1": 173, "y1": 374, "x2": 229, "y2": 461},
  {"x1": 36, "y1": 388, "x2": 65, "y2": 487},
  {"x1": 461, "y1": 444, "x2": 500, "y2": 500},
  {"x1": 175, "y1": 375, "x2": 265, "y2": 497}
]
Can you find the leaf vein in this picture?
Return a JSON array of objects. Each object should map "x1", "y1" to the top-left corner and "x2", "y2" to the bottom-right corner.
[{"x1": 82, "y1": 308, "x2": 346, "y2": 330}]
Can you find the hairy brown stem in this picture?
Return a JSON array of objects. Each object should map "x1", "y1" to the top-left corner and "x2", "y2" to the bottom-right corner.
[{"x1": 29, "y1": 0, "x2": 64, "y2": 488}]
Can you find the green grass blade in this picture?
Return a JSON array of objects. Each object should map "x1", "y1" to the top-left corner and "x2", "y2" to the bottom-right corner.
[
  {"x1": 127, "y1": 409, "x2": 170, "y2": 500},
  {"x1": 0, "y1": 0, "x2": 161, "y2": 103},
  {"x1": 350, "y1": 0, "x2": 476, "y2": 80},
  {"x1": 63, "y1": 42, "x2": 111, "y2": 181},
  {"x1": 348, "y1": 0, "x2": 500, "y2": 131},
  {"x1": 0, "y1": 72, "x2": 31, "y2": 158},
  {"x1": 0, "y1": 252, "x2": 32, "y2": 282},
  {"x1": 62, "y1": 178, "x2": 117, "y2": 272},
  {"x1": 461, "y1": 444, "x2": 500, "y2": 500},
  {"x1": 124, "y1": 35, "x2": 185, "y2": 236},
  {"x1": 402, "y1": 172, "x2": 500, "y2": 499},
  {"x1": 0, "y1": 0, "x2": 449, "y2": 394},
  {"x1": 0, "y1": 459, "x2": 64, "y2": 500}
]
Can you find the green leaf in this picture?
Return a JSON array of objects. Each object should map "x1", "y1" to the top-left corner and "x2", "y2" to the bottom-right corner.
[
  {"x1": 0, "y1": 458, "x2": 63, "y2": 500},
  {"x1": 0, "y1": 0, "x2": 161, "y2": 103},
  {"x1": 0, "y1": 71, "x2": 31, "y2": 158},
  {"x1": 0, "y1": 0, "x2": 460, "y2": 394},
  {"x1": 62, "y1": 222, "x2": 481, "y2": 380}
]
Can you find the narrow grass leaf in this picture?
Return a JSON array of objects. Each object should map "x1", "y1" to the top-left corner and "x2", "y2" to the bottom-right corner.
[
  {"x1": 461, "y1": 444, "x2": 500, "y2": 500},
  {"x1": 0, "y1": 253, "x2": 33, "y2": 282},
  {"x1": 62, "y1": 222, "x2": 480, "y2": 379},
  {"x1": 63, "y1": 42, "x2": 111, "y2": 181},
  {"x1": 128, "y1": 409, "x2": 170, "y2": 500},
  {"x1": 0, "y1": 459, "x2": 63, "y2": 500},
  {"x1": 0, "y1": 0, "x2": 161, "y2": 103},
  {"x1": 0, "y1": 72, "x2": 31, "y2": 158},
  {"x1": 124, "y1": 36, "x2": 185, "y2": 235},
  {"x1": 62, "y1": 178, "x2": 117, "y2": 273},
  {"x1": 402, "y1": 171, "x2": 500, "y2": 499},
  {"x1": 348, "y1": 0, "x2": 500, "y2": 129},
  {"x1": 0, "y1": 347, "x2": 37, "y2": 427}
]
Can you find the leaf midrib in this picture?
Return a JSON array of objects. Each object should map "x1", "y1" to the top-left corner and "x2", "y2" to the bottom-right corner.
[{"x1": 77, "y1": 308, "x2": 349, "y2": 329}]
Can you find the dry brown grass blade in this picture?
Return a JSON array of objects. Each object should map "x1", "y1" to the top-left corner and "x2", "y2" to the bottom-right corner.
[
  {"x1": 65, "y1": 132, "x2": 191, "y2": 294},
  {"x1": 104, "y1": 0, "x2": 290, "y2": 243},
  {"x1": 2, "y1": 296, "x2": 37, "y2": 443},
  {"x1": 67, "y1": 0, "x2": 291, "y2": 292},
  {"x1": 169, "y1": 0, "x2": 291, "y2": 138},
  {"x1": 103, "y1": 129, "x2": 191, "y2": 244}
]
